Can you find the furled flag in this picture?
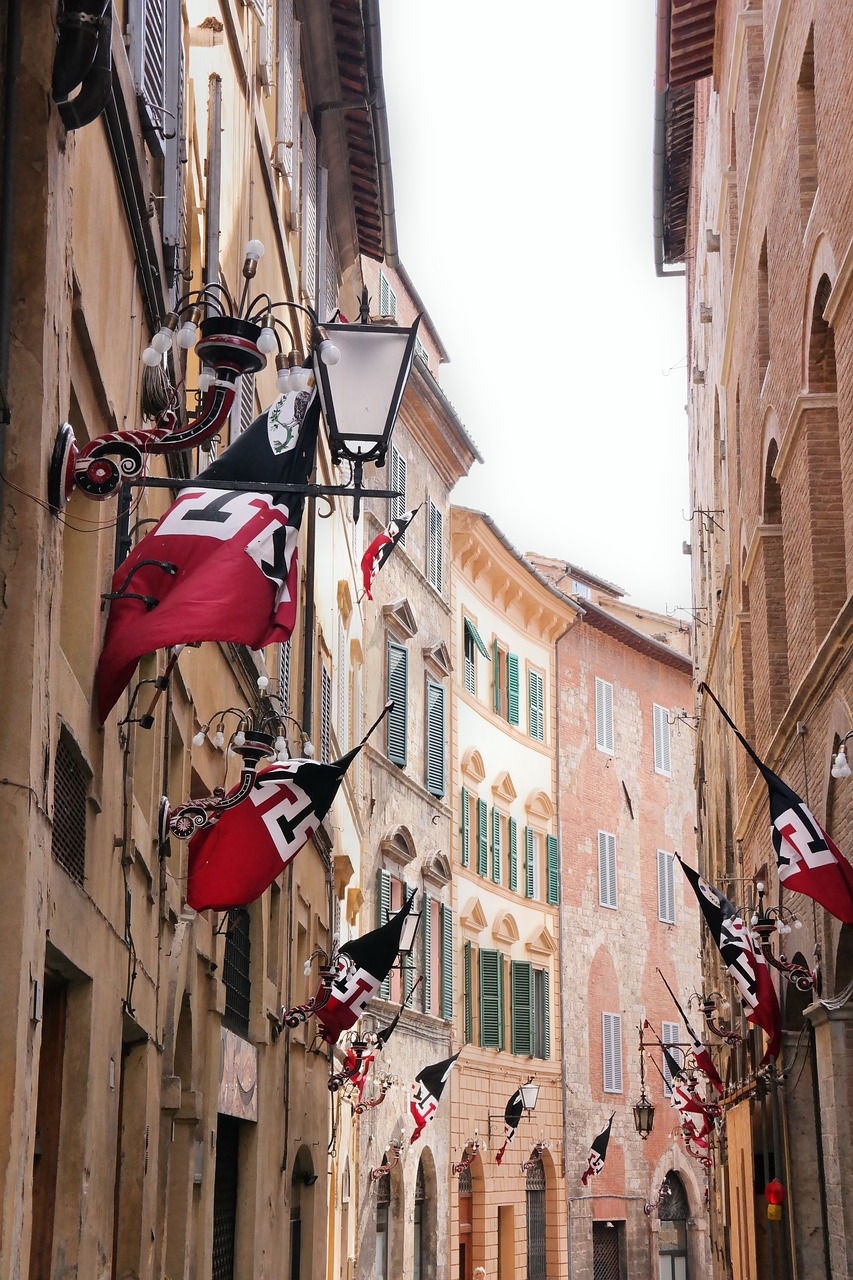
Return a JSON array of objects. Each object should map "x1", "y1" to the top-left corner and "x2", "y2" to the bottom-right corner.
[
  {"x1": 670, "y1": 1077, "x2": 713, "y2": 1143},
  {"x1": 657, "y1": 969, "x2": 725, "y2": 1095},
  {"x1": 678, "y1": 856, "x2": 781, "y2": 1062},
  {"x1": 360, "y1": 506, "x2": 421, "y2": 600},
  {"x1": 581, "y1": 1114, "x2": 614, "y2": 1185},
  {"x1": 410, "y1": 1051, "x2": 461, "y2": 1145},
  {"x1": 186, "y1": 702, "x2": 391, "y2": 911},
  {"x1": 97, "y1": 389, "x2": 320, "y2": 720},
  {"x1": 494, "y1": 1088, "x2": 525, "y2": 1166},
  {"x1": 700, "y1": 683, "x2": 853, "y2": 923}
]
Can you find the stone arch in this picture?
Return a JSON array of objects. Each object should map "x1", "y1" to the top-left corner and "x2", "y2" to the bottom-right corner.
[
  {"x1": 588, "y1": 944, "x2": 622, "y2": 1096},
  {"x1": 752, "y1": 423, "x2": 789, "y2": 737},
  {"x1": 415, "y1": 1146, "x2": 438, "y2": 1280},
  {"x1": 801, "y1": 234, "x2": 838, "y2": 385},
  {"x1": 380, "y1": 824, "x2": 417, "y2": 867},
  {"x1": 492, "y1": 910, "x2": 519, "y2": 945},
  {"x1": 762, "y1": 432, "x2": 782, "y2": 525},
  {"x1": 291, "y1": 1145, "x2": 318, "y2": 1280},
  {"x1": 461, "y1": 747, "x2": 486, "y2": 784}
]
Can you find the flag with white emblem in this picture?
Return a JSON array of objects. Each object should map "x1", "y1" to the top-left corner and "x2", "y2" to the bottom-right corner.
[
  {"x1": 494, "y1": 1088, "x2": 525, "y2": 1166},
  {"x1": 657, "y1": 970, "x2": 725, "y2": 1095},
  {"x1": 360, "y1": 506, "x2": 421, "y2": 600},
  {"x1": 410, "y1": 1051, "x2": 461, "y2": 1144},
  {"x1": 581, "y1": 1114, "x2": 614, "y2": 1185}
]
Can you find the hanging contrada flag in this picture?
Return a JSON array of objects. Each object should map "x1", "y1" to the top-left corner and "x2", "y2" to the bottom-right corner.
[
  {"x1": 96, "y1": 389, "x2": 320, "y2": 720},
  {"x1": 410, "y1": 1051, "x2": 461, "y2": 1145},
  {"x1": 494, "y1": 1088, "x2": 525, "y2": 1167},
  {"x1": 581, "y1": 1114, "x2": 615, "y2": 1186},
  {"x1": 360, "y1": 505, "x2": 421, "y2": 600},
  {"x1": 657, "y1": 969, "x2": 725, "y2": 1095},
  {"x1": 311, "y1": 895, "x2": 416, "y2": 1045},
  {"x1": 669, "y1": 1077, "x2": 714, "y2": 1144},
  {"x1": 700, "y1": 683, "x2": 853, "y2": 922},
  {"x1": 185, "y1": 703, "x2": 392, "y2": 912},
  {"x1": 678, "y1": 856, "x2": 781, "y2": 1062}
]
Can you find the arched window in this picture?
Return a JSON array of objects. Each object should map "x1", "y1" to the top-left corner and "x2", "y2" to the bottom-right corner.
[
  {"x1": 414, "y1": 1161, "x2": 426, "y2": 1280},
  {"x1": 757, "y1": 439, "x2": 789, "y2": 736},
  {"x1": 375, "y1": 1163, "x2": 391, "y2": 1280},
  {"x1": 458, "y1": 1164, "x2": 472, "y2": 1280},
  {"x1": 658, "y1": 1171, "x2": 690, "y2": 1279},
  {"x1": 526, "y1": 1158, "x2": 546, "y2": 1280}
]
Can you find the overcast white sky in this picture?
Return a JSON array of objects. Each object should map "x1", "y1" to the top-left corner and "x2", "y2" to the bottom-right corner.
[{"x1": 380, "y1": 1, "x2": 692, "y2": 616}]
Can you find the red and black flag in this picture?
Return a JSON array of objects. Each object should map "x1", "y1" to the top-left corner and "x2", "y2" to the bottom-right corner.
[
  {"x1": 658, "y1": 969, "x2": 725, "y2": 1095},
  {"x1": 97, "y1": 389, "x2": 320, "y2": 720},
  {"x1": 494, "y1": 1087, "x2": 525, "y2": 1166},
  {"x1": 581, "y1": 1114, "x2": 614, "y2": 1185},
  {"x1": 186, "y1": 703, "x2": 391, "y2": 912},
  {"x1": 670, "y1": 1077, "x2": 713, "y2": 1143},
  {"x1": 701, "y1": 683, "x2": 853, "y2": 922},
  {"x1": 410, "y1": 1051, "x2": 461, "y2": 1145},
  {"x1": 678, "y1": 856, "x2": 781, "y2": 1062},
  {"x1": 360, "y1": 506, "x2": 421, "y2": 600}
]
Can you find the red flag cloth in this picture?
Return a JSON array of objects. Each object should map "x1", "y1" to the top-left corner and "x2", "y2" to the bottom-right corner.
[
  {"x1": 701, "y1": 684, "x2": 853, "y2": 922},
  {"x1": 97, "y1": 390, "x2": 319, "y2": 720},
  {"x1": 657, "y1": 970, "x2": 725, "y2": 1095},
  {"x1": 360, "y1": 507, "x2": 420, "y2": 600},
  {"x1": 410, "y1": 1052, "x2": 460, "y2": 1144},
  {"x1": 679, "y1": 858, "x2": 781, "y2": 1063}
]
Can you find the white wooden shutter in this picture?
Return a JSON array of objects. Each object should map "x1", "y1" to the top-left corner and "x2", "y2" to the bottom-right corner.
[
  {"x1": 598, "y1": 831, "x2": 617, "y2": 909},
  {"x1": 320, "y1": 662, "x2": 331, "y2": 764},
  {"x1": 161, "y1": 0, "x2": 184, "y2": 274},
  {"x1": 129, "y1": 0, "x2": 167, "y2": 144},
  {"x1": 602, "y1": 1012, "x2": 623, "y2": 1093},
  {"x1": 300, "y1": 112, "x2": 317, "y2": 305},
  {"x1": 662, "y1": 1020, "x2": 682, "y2": 1095},
  {"x1": 378, "y1": 870, "x2": 392, "y2": 999},
  {"x1": 657, "y1": 850, "x2": 676, "y2": 923},
  {"x1": 428, "y1": 501, "x2": 443, "y2": 592},
  {"x1": 278, "y1": 638, "x2": 291, "y2": 713},
  {"x1": 595, "y1": 677, "x2": 614, "y2": 753},
  {"x1": 275, "y1": 0, "x2": 298, "y2": 183},
  {"x1": 653, "y1": 704, "x2": 672, "y2": 775},
  {"x1": 379, "y1": 271, "x2": 397, "y2": 319},
  {"x1": 528, "y1": 669, "x2": 545, "y2": 741}
]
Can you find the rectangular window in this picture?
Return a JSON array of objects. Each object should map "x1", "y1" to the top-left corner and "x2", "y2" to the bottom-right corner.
[
  {"x1": 301, "y1": 112, "x2": 317, "y2": 305},
  {"x1": 389, "y1": 444, "x2": 407, "y2": 536},
  {"x1": 460, "y1": 786, "x2": 470, "y2": 867},
  {"x1": 425, "y1": 681, "x2": 446, "y2": 797},
  {"x1": 479, "y1": 949, "x2": 504, "y2": 1050},
  {"x1": 662, "y1": 1020, "x2": 682, "y2": 1095},
  {"x1": 595, "y1": 678, "x2": 614, "y2": 753},
  {"x1": 534, "y1": 968, "x2": 550, "y2": 1059},
  {"x1": 653, "y1": 704, "x2": 672, "y2": 776},
  {"x1": 657, "y1": 849, "x2": 676, "y2": 924},
  {"x1": 572, "y1": 579, "x2": 592, "y2": 599},
  {"x1": 223, "y1": 907, "x2": 252, "y2": 1036},
  {"x1": 414, "y1": 335, "x2": 429, "y2": 365},
  {"x1": 507, "y1": 653, "x2": 520, "y2": 726},
  {"x1": 379, "y1": 270, "x2": 397, "y2": 319},
  {"x1": 524, "y1": 826, "x2": 538, "y2": 899},
  {"x1": 491, "y1": 808, "x2": 503, "y2": 884},
  {"x1": 477, "y1": 798, "x2": 488, "y2": 877},
  {"x1": 386, "y1": 642, "x2": 408, "y2": 766},
  {"x1": 508, "y1": 817, "x2": 518, "y2": 892},
  {"x1": 510, "y1": 960, "x2": 534, "y2": 1055},
  {"x1": 602, "y1": 1012, "x2": 623, "y2": 1093},
  {"x1": 52, "y1": 729, "x2": 89, "y2": 885},
  {"x1": 319, "y1": 662, "x2": 331, "y2": 764},
  {"x1": 528, "y1": 669, "x2": 545, "y2": 741},
  {"x1": 428, "y1": 501, "x2": 443, "y2": 592},
  {"x1": 463, "y1": 618, "x2": 490, "y2": 697},
  {"x1": 422, "y1": 893, "x2": 432, "y2": 1015},
  {"x1": 440, "y1": 903, "x2": 453, "y2": 1020},
  {"x1": 598, "y1": 831, "x2": 618, "y2": 909},
  {"x1": 493, "y1": 640, "x2": 507, "y2": 715},
  {"x1": 546, "y1": 835, "x2": 559, "y2": 905}
]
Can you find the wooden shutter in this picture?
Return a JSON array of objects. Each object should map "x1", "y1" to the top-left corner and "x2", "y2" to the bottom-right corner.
[
  {"x1": 602, "y1": 1012, "x2": 623, "y2": 1092},
  {"x1": 654, "y1": 704, "x2": 672, "y2": 775},
  {"x1": 378, "y1": 870, "x2": 392, "y2": 999},
  {"x1": 300, "y1": 112, "x2": 317, "y2": 305},
  {"x1": 598, "y1": 831, "x2": 617, "y2": 909},
  {"x1": 460, "y1": 786, "x2": 470, "y2": 868},
  {"x1": 595, "y1": 677, "x2": 614, "y2": 753},
  {"x1": 337, "y1": 622, "x2": 348, "y2": 750},
  {"x1": 528, "y1": 669, "x2": 545, "y2": 741},
  {"x1": 541, "y1": 968, "x2": 551, "y2": 1059},
  {"x1": 389, "y1": 445, "x2": 407, "y2": 532},
  {"x1": 278, "y1": 638, "x2": 291, "y2": 713},
  {"x1": 477, "y1": 798, "x2": 488, "y2": 876},
  {"x1": 658, "y1": 850, "x2": 676, "y2": 923},
  {"x1": 464, "y1": 941, "x2": 473, "y2": 1042},
  {"x1": 508, "y1": 818, "x2": 518, "y2": 891},
  {"x1": 320, "y1": 662, "x2": 331, "y2": 764},
  {"x1": 129, "y1": 0, "x2": 166, "y2": 143},
  {"x1": 463, "y1": 626, "x2": 476, "y2": 695},
  {"x1": 492, "y1": 639, "x2": 501, "y2": 713},
  {"x1": 662, "y1": 1020, "x2": 681, "y2": 1094},
  {"x1": 274, "y1": 0, "x2": 299, "y2": 182},
  {"x1": 511, "y1": 960, "x2": 534, "y2": 1055},
  {"x1": 524, "y1": 826, "x2": 535, "y2": 898},
  {"x1": 425, "y1": 681, "x2": 445, "y2": 797},
  {"x1": 379, "y1": 271, "x2": 397, "y2": 319},
  {"x1": 161, "y1": 0, "x2": 184, "y2": 275},
  {"x1": 546, "y1": 835, "x2": 559, "y2": 905},
  {"x1": 491, "y1": 808, "x2": 502, "y2": 883},
  {"x1": 479, "y1": 950, "x2": 504, "y2": 1049},
  {"x1": 428, "y1": 501, "x2": 443, "y2": 592},
  {"x1": 507, "y1": 653, "x2": 520, "y2": 725},
  {"x1": 386, "y1": 642, "x2": 408, "y2": 766},
  {"x1": 441, "y1": 903, "x2": 453, "y2": 1019},
  {"x1": 422, "y1": 893, "x2": 432, "y2": 1014}
]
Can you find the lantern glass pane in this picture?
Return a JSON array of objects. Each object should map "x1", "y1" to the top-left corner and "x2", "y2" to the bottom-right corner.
[{"x1": 316, "y1": 327, "x2": 413, "y2": 454}]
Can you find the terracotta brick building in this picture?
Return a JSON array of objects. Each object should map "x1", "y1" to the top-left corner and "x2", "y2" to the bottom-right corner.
[{"x1": 656, "y1": 0, "x2": 853, "y2": 1276}]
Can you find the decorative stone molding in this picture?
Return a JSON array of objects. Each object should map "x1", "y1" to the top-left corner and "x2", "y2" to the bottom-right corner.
[
  {"x1": 526, "y1": 924, "x2": 558, "y2": 958},
  {"x1": 492, "y1": 770, "x2": 517, "y2": 804},
  {"x1": 461, "y1": 747, "x2": 486, "y2": 785},
  {"x1": 423, "y1": 639, "x2": 452, "y2": 677},
  {"x1": 525, "y1": 789, "x2": 554, "y2": 821},
  {"x1": 492, "y1": 911, "x2": 519, "y2": 945},
  {"x1": 380, "y1": 824, "x2": 417, "y2": 867},
  {"x1": 460, "y1": 896, "x2": 488, "y2": 936},
  {"x1": 382, "y1": 597, "x2": 418, "y2": 639}
]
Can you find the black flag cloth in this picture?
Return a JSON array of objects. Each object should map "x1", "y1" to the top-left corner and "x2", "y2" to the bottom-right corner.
[
  {"x1": 658, "y1": 970, "x2": 724, "y2": 1095},
  {"x1": 678, "y1": 856, "x2": 781, "y2": 1062},
  {"x1": 581, "y1": 1114, "x2": 614, "y2": 1185},
  {"x1": 410, "y1": 1051, "x2": 461, "y2": 1144},
  {"x1": 700, "y1": 683, "x2": 853, "y2": 922},
  {"x1": 361, "y1": 506, "x2": 421, "y2": 600},
  {"x1": 494, "y1": 1088, "x2": 525, "y2": 1166},
  {"x1": 316, "y1": 895, "x2": 416, "y2": 1045},
  {"x1": 97, "y1": 389, "x2": 320, "y2": 720}
]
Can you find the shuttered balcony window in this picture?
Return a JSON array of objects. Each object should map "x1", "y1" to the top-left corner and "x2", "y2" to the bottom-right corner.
[
  {"x1": 389, "y1": 446, "x2": 407, "y2": 535},
  {"x1": 602, "y1": 1012, "x2": 623, "y2": 1093},
  {"x1": 463, "y1": 941, "x2": 473, "y2": 1042},
  {"x1": 491, "y1": 808, "x2": 502, "y2": 884},
  {"x1": 598, "y1": 831, "x2": 618, "y2": 909},
  {"x1": 425, "y1": 681, "x2": 445, "y2": 797},
  {"x1": 507, "y1": 652, "x2": 520, "y2": 725},
  {"x1": 440, "y1": 904, "x2": 453, "y2": 1020},
  {"x1": 386, "y1": 642, "x2": 408, "y2": 767},
  {"x1": 528, "y1": 669, "x2": 545, "y2": 741},
  {"x1": 657, "y1": 849, "x2": 676, "y2": 923},
  {"x1": 534, "y1": 969, "x2": 550, "y2": 1059},
  {"x1": 378, "y1": 870, "x2": 392, "y2": 999},
  {"x1": 379, "y1": 271, "x2": 397, "y2": 319},
  {"x1": 595, "y1": 677, "x2": 614, "y2": 754},
  {"x1": 662, "y1": 1020, "x2": 682, "y2": 1095},
  {"x1": 479, "y1": 949, "x2": 504, "y2": 1050},
  {"x1": 422, "y1": 894, "x2": 432, "y2": 1014},
  {"x1": 511, "y1": 960, "x2": 534, "y2": 1055},
  {"x1": 653, "y1": 704, "x2": 672, "y2": 776},
  {"x1": 524, "y1": 826, "x2": 536, "y2": 899},
  {"x1": 460, "y1": 786, "x2": 470, "y2": 868},
  {"x1": 508, "y1": 817, "x2": 518, "y2": 891},
  {"x1": 300, "y1": 112, "x2": 317, "y2": 305}
]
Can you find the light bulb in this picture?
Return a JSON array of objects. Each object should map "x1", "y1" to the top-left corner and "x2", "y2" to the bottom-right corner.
[
  {"x1": 257, "y1": 675, "x2": 270, "y2": 690},
  {"x1": 152, "y1": 326, "x2": 173, "y2": 354},
  {"x1": 721, "y1": 999, "x2": 730, "y2": 1010},
  {"x1": 245, "y1": 239, "x2": 265, "y2": 262},
  {"x1": 756, "y1": 881, "x2": 765, "y2": 894},
  {"x1": 776, "y1": 919, "x2": 785, "y2": 934},
  {"x1": 213, "y1": 729, "x2": 225, "y2": 749},
  {"x1": 277, "y1": 749, "x2": 288, "y2": 762},
  {"x1": 142, "y1": 345, "x2": 161, "y2": 367},
  {"x1": 319, "y1": 339, "x2": 340, "y2": 365},
  {"x1": 274, "y1": 735, "x2": 287, "y2": 756},
  {"x1": 197, "y1": 366, "x2": 215, "y2": 394},
  {"x1": 177, "y1": 321, "x2": 198, "y2": 349},
  {"x1": 751, "y1": 913, "x2": 759, "y2": 926},
  {"x1": 303, "y1": 959, "x2": 313, "y2": 976},
  {"x1": 234, "y1": 730, "x2": 246, "y2": 748},
  {"x1": 302, "y1": 739, "x2": 315, "y2": 758},
  {"x1": 276, "y1": 369, "x2": 292, "y2": 395},
  {"x1": 832, "y1": 749, "x2": 852, "y2": 779},
  {"x1": 290, "y1": 367, "x2": 308, "y2": 392},
  {"x1": 257, "y1": 326, "x2": 277, "y2": 355},
  {"x1": 794, "y1": 918, "x2": 803, "y2": 930},
  {"x1": 192, "y1": 730, "x2": 206, "y2": 747}
]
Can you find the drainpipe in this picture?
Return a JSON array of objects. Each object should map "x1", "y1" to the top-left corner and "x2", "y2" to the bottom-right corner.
[
  {"x1": 0, "y1": 0, "x2": 22, "y2": 519},
  {"x1": 52, "y1": 1, "x2": 112, "y2": 131},
  {"x1": 362, "y1": 0, "x2": 398, "y2": 267},
  {"x1": 568, "y1": 1194, "x2": 648, "y2": 1279}
]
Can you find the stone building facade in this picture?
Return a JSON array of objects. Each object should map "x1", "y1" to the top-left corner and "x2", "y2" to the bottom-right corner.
[
  {"x1": 530, "y1": 556, "x2": 706, "y2": 1280},
  {"x1": 656, "y1": 0, "x2": 853, "y2": 1276}
]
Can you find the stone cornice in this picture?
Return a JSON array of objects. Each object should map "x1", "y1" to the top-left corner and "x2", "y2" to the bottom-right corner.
[{"x1": 774, "y1": 393, "x2": 838, "y2": 483}]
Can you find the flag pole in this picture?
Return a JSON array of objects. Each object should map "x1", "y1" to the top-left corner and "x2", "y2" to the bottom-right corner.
[{"x1": 698, "y1": 682, "x2": 768, "y2": 776}]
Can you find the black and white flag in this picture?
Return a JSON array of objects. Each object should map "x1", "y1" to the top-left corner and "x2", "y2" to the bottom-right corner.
[{"x1": 581, "y1": 1114, "x2": 614, "y2": 1185}]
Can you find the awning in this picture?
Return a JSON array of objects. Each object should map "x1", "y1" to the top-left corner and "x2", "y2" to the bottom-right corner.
[{"x1": 464, "y1": 617, "x2": 491, "y2": 659}]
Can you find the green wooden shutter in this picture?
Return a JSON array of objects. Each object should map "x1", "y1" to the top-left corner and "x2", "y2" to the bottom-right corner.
[
  {"x1": 525, "y1": 826, "x2": 535, "y2": 898},
  {"x1": 441, "y1": 903, "x2": 453, "y2": 1019},
  {"x1": 546, "y1": 834, "x2": 559, "y2": 905},
  {"x1": 477, "y1": 798, "x2": 488, "y2": 876},
  {"x1": 426, "y1": 681, "x2": 446, "y2": 797},
  {"x1": 378, "y1": 869, "x2": 392, "y2": 999},
  {"x1": 542, "y1": 968, "x2": 551, "y2": 1058},
  {"x1": 528, "y1": 669, "x2": 545, "y2": 741},
  {"x1": 491, "y1": 807, "x2": 502, "y2": 883},
  {"x1": 386, "y1": 642, "x2": 408, "y2": 766},
  {"x1": 508, "y1": 818, "x2": 518, "y2": 892},
  {"x1": 422, "y1": 893, "x2": 432, "y2": 1013},
  {"x1": 511, "y1": 960, "x2": 534, "y2": 1055},
  {"x1": 403, "y1": 945, "x2": 414, "y2": 1001},
  {"x1": 507, "y1": 653, "x2": 520, "y2": 725},
  {"x1": 493, "y1": 638, "x2": 501, "y2": 713},
  {"x1": 460, "y1": 786, "x2": 470, "y2": 867},
  {"x1": 479, "y1": 949, "x2": 504, "y2": 1049},
  {"x1": 464, "y1": 941, "x2": 473, "y2": 1042}
]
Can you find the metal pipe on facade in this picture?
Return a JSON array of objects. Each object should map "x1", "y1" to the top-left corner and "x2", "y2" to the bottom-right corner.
[
  {"x1": 362, "y1": 0, "x2": 398, "y2": 267},
  {"x1": 204, "y1": 75, "x2": 222, "y2": 293}
]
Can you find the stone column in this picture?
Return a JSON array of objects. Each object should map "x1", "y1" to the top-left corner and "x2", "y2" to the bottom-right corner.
[{"x1": 804, "y1": 1002, "x2": 853, "y2": 1279}]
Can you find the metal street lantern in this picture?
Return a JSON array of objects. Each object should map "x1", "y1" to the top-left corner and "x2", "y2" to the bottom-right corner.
[
  {"x1": 519, "y1": 1078, "x2": 540, "y2": 1112},
  {"x1": 633, "y1": 1024, "x2": 656, "y2": 1139},
  {"x1": 397, "y1": 908, "x2": 421, "y2": 956}
]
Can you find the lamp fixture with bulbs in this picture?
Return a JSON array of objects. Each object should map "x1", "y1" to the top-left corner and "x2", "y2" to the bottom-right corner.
[
  {"x1": 688, "y1": 989, "x2": 742, "y2": 1045},
  {"x1": 370, "y1": 1138, "x2": 404, "y2": 1181},
  {"x1": 520, "y1": 1140, "x2": 549, "y2": 1174},
  {"x1": 831, "y1": 731, "x2": 853, "y2": 779},
  {"x1": 486, "y1": 1076, "x2": 541, "y2": 1139},
  {"x1": 451, "y1": 1137, "x2": 481, "y2": 1175},
  {"x1": 749, "y1": 881, "x2": 816, "y2": 992}
]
